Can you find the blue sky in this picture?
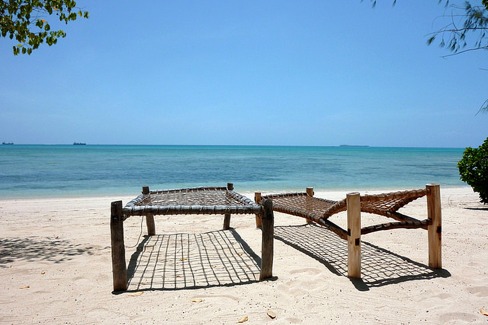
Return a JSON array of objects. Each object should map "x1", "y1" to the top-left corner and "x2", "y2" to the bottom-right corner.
[{"x1": 1, "y1": 0, "x2": 486, "y2": 147}]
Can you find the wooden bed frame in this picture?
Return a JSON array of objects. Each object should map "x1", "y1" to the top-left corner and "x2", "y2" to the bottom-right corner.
[
  {"x1": 110, "y1": 183, "x2": 274, "y2": 292},
  {"x1": 255, "y1": 184, "x2": 442, "y2": 278}
]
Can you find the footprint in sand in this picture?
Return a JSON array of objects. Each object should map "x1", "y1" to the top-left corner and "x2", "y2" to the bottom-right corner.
[
  {"x1": 468, "y1": 286, "x2": 488, "y2": 297},
  {"x1": 439, "y1": 312, "x2": 480, "y2": 323}
]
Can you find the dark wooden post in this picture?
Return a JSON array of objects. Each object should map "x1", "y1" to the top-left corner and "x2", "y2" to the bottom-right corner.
[
  {"x1": 347, "y1": 192, "x2": 361, "y2": 279},
  {"x1": 223, "y1": 183, "x2": 234, "y2": 230},
  {"x1": 305, "y1": 187, "x2": 314, "y2": 224},
  {"x1": 111, "y1": 201, "x2": 128, "y2": 291},
  {"x1": 427, "y1": 184, "x2": 442, "y2": 269},
  {"x1": 254, "y1": 192, "x2": 263, "y2": 229},
  {"x1": 146, "y1": 214, "x2": 156, "y2": 236},
  {"x1": 142, "y1": 186, "x2": 155, "y2": 236},
  {"x1": 260, "y1": 199, "x2": 274, "y2": 280}
]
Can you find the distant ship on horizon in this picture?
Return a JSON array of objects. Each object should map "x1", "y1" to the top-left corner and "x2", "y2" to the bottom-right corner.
[
  {"x1": 2, "y1": 142, "x2": 14, "y2": 145},
  {"x1": 73, "y1": 142, "x2": 86, "y2": 146},
  {"x1": 339, "y1": 144, "x2": 370, "y2": 148}
]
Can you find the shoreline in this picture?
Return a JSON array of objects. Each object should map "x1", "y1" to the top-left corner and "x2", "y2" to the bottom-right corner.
[
  {"x1": 1, "y1": 186, "x2": 486, "y2": 323},
  {"x1": 1, "y1": 146, "x2": 466, "y2": 201},
  {"x1": 0, "y1": 184, "x2": 473, "y2": 202}
]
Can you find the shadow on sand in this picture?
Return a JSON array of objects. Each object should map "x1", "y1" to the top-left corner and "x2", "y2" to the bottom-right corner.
[
  {"x1": 274, "y1": 224, "x2": 450, "y2": 291},
  {"x1": 0, "y1": 236, "x2": 95, "y2": 267},
  {"x1": 126, "y1": 228, "x2": 263, "y2": 292},
  {"x1": 124, "y1": 224, "x2": 451, "y2": 293}
]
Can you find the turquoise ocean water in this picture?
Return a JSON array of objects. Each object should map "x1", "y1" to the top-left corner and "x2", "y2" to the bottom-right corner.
[{"x1": 0, "y1": 145, "x2": 466, "y2": 199}]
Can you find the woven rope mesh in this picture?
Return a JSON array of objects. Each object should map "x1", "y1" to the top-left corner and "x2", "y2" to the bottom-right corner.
[
  {"x1": 360, "y1": 189, "x2": 427, "y2": 216},
  {"x1": 136, "y1": 187, "x2": 252, "y2": 207},
  {"x1": 123, "y1": 187, "x2": 261, "y2": 217},
  {"x1": 264, "y1": 189, "x2": 426, "y2": 221},
  {"x1": 262, "y1": 193, "x2": 339, "y2": 220}
]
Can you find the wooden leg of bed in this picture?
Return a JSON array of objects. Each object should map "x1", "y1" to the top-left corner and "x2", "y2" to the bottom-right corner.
[
  {"x1": 223, "y1": 183, "x2": 233, "y2": 230},
  {"x1": 260, "y1": 199, "x2": 274, "y2": 280},
  {"x1": 146, "y1": 213, "x2": 156, "y2": 236},
  {"x1": 223, "y1": 213, "x2": 231, "y2": 230},
  {"x1": 347, "y1": 192, "x2": 361, "y2": 279},
  {"x1": 254, "y1": 192, "x2": 263, "y2": 229},
  {"x1": 306, "y1": 187, "x2": 314, "y2": 224},
  {"x1": 427, "y1": 184, "x2": 442, "y2": 269},
  {"x1": 111, "y1": 201, "x2": 128, "y2": 292},
  {"x1": 142, "y1": 186, "x2": 156, "y2": 236}
]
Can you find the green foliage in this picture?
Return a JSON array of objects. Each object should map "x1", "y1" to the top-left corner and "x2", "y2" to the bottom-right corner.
[
  {"x1": 368, "y1": 1, "x2": 488, "y2": 54},
  {"x1": 458, "y1": 137, "x2": 488, "y2": 204},
  {"x1": 426, "y1": 1, "x2": 488, "y2": 54},
  {"x1": 368, "y1": 1, "x2": 488, "y2": 112},
  {"x1": 0, "y1": 0, "x2": 89, "y2": 55}
]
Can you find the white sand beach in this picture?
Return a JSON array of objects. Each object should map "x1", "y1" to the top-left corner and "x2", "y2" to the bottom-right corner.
[{"x1": 0, "y1": 186, "x2": 487, "y2": 324}]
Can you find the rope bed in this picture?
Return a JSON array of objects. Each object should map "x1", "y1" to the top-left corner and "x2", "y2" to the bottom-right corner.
[
  {"x1": 260, "y1": 188, "x2": 429, "y2": 240},
  {"x1": 110, "y1": 183, "x2": 275, "y2": 292},
  {"x1": 123, "y1": 186, "x2": 261, "y2": 218},
  {"x1": 255, "y1": 184, "x2": 442, "y2": 278},
  {"x1": 110, "y1": 183, "x2": 442, "y2": 288}
]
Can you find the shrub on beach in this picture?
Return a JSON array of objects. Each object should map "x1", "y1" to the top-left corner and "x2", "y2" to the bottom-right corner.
[{"x1": 458, "y1": 137, "x2": 488, "y2": 204}]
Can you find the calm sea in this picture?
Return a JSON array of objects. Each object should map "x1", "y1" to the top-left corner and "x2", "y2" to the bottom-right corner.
[{"x1": 0, "y1": 145, "x2": 466, "y2": 199}]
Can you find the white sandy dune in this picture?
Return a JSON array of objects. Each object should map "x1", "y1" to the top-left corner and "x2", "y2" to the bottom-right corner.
[{"x1": 0, "y1": 187, "x2": 487, "y2": 324}]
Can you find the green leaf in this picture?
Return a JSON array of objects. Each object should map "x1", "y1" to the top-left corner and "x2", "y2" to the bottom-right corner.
[
  {"x1": 2, "y1": 0, "x2": 89, "y2": 55},
  {"x1": 458, "y1": 138, "x2": 488, "y2": 204}
]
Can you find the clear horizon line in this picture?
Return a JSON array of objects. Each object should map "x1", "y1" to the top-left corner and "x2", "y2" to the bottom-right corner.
[{"x1": 1, "y1": 143, "x2": 466, "y2": 149}]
